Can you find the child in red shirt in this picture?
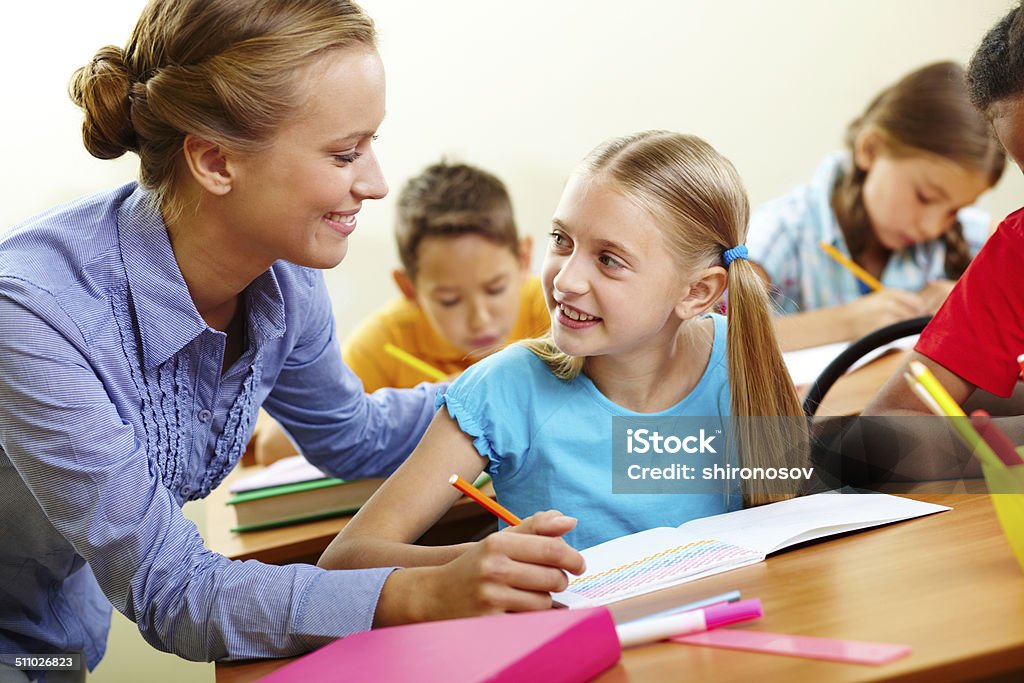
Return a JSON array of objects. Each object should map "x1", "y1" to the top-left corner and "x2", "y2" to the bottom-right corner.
[{"x1": 865, "y1": 3, "x2": 1024, "y2": 472}]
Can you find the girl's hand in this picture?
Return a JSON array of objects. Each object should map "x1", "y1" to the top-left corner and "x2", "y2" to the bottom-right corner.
[
  {"x1": 918, "y1": 279, "x2": 957, "y2": 314},
  {"x1": 373, "y1": 511, "x2": 585, "y2": 626},
  {"x1": 841, "y1": 289, "x2": 928, "y2": 338}
]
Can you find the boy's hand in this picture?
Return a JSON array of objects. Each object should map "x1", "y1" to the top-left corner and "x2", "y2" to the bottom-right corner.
[{"x1": 373, "y1": 511, "x2": 585, "y2": 626}]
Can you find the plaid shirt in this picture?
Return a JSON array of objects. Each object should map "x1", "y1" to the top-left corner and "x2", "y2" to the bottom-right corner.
[{"x1": 747, "y1": 152, "x2": 990, "y2": 315}]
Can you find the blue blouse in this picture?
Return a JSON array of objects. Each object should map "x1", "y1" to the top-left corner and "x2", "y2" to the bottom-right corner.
[
  {"x1": 0, "y1": 184, "x2": 437, "y2": 670},
  {"x1": 438, "y1": 314, "x2": 741, "y2": 551}
]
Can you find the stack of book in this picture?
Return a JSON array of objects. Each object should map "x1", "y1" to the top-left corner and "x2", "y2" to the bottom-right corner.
[{"x1": 227, "y1": 456, "x2": 384, "y2": 532}]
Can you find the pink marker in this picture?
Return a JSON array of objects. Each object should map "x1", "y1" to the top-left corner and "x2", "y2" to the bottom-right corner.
[{"x1": 615, "y1": 599, "x2": 762, "y2": 648}]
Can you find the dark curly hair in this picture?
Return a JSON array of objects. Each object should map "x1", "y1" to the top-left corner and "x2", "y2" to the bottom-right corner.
[{"x1": 967, "y1": 3, "x2": 1024, "y2": 112}]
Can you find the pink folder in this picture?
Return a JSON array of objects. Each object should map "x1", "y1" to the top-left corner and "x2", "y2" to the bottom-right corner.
[{"x1": 259, "y1": 607, "x2": 620, "y2": 683}]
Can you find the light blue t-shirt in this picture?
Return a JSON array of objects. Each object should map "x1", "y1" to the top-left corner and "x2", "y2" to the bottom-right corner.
[
  {"x1": 437, "y1": 314, "x2": 740, "y2": 550},
  {"x1": 747, "y1": 152, "x2": 991, "y2": 315}
]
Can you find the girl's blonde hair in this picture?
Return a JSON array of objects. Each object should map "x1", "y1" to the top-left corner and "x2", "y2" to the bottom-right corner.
[
  {"x1": 523, "y1": 130, "x2": 807, "y2": 505},
  {"x1": 69, "y1": 0, "x2": 377, "y2": 223},
  {"x1": 834, "y1": 61, "x2": 1005, "y2": 278}
]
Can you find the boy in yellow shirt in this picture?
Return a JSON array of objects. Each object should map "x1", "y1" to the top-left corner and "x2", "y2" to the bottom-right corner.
[
  {"x1": 252, "y1": 161, "x2": 547, "y2": 462},
  {"x1": 344, "y1": 161, "x2": 547, "y2": 391}
]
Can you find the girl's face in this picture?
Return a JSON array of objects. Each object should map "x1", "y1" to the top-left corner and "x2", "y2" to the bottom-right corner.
[
  {"x1": 408, "y1": 233, "x2": 529, "y2": 357},
  {"x1": 542, "y1": 174, "x2": 690, "y2": 360},
  {"x1": 858, "y1": 145, "x2": 992, "y2": 251},
  {"x1": 221, "y1": 47, "x2": 388, "y2": 270}
]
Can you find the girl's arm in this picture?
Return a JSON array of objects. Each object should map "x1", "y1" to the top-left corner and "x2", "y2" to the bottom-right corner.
[
  {"x1": 319, "y1": 407, "x2": 488, "y2": 569},
  {"x1": 319, "y1": 407, "x2": 587, "y2": 620},
  {"x1": 773, "y1": 289, "x2": 927, "y2": 351}
]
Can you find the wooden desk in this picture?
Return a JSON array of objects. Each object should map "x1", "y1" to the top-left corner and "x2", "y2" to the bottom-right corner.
[
  {"x1": 205, "y1": 465, "x2": 495, "y2": 565},
  {"x1": 215, "y1": 491, "x2": 1024, "y2": 682},
  {"x1": 810, "y1": 350, "x2": 907, "y2": 417}
]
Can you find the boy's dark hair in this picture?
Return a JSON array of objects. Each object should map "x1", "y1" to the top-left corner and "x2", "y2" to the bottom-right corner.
[
  {"x1": 967, "y1": 3, "x2": 1024, "y2": 111},
  {"x1": 395, "y1": 161, "x2": 518, "y2": 278}
]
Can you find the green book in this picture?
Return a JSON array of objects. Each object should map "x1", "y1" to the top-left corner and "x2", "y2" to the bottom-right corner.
[
  {"x1": 227, "y1": 476, "x2": 385, "y2": 532},
  {"x1": 226, "y1": 464, "x2": 493, "y2": 533}
]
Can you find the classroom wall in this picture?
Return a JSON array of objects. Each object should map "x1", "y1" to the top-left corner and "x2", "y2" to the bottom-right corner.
[
  {"x1": 1, "y1": 2, "x2": 1020, "y2": 681},
  {"x1": 3, "y1": 1, "x2": 1022, "y2": 338}
]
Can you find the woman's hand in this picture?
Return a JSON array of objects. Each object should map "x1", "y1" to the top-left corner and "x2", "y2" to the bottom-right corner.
[
  {"x1": 372, "y1": 511, "x2": 585, "y2": 627},
  {"x1": 839, "y1": 289, "x2": 928, "y2": 338}
]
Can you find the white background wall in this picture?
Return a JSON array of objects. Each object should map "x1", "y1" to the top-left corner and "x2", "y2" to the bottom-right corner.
[
  {"x1": 1, "y1": 2, "x2": 1019, "y2": 681},
  {"x1": 3, "y1": 1, "x2": 1022, "y2": 338}
]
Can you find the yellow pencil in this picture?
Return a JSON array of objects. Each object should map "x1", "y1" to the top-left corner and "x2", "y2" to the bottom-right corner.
[
  {"x1": 819, "y1": 241, "x2": 884, "y2": 292},
  {"x1": 907, "y1": 361, "x2": 1003, "y2": 469},
  {"x1": 383, "y1": 343, "x2": 447, "y2": 382},
  {"x1": 903, "y1": 372, "x2": 943, "y2": 415}
]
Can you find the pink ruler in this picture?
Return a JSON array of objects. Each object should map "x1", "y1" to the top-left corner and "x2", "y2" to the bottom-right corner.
[{"x1": 673, "y1": 629, "x2": 912, "y2": 665}]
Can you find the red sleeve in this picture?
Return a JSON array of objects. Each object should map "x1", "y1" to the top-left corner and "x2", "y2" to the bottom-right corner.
[{"x1": 915, "y1": 209, "x2": 1024, "y2": 398}]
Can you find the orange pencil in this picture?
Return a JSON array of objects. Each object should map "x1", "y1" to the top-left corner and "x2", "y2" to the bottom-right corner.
[
  {"x1": 819, "y1": 241, "x2": 884, "y2": 292},
  {"x1": 449, "y1": 474, "x2": 521, "y2": 526}
]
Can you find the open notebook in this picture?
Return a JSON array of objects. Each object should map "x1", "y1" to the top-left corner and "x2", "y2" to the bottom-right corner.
[{"x1": 555, "y1": 492, "x2": 949, "y2": 608}]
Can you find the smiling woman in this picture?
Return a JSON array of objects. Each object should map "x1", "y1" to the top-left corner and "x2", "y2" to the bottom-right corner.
[
  {"x1": 199, "y1": 47, "x2": 388, "y2": 274},
  {"x1": 0, "y1": 0, "x2": 515, "y2": 676}
]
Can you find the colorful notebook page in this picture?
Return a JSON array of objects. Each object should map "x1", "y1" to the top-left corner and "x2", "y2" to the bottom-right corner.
[
  {"x1": 565, "y1": 538, "x2": 762, "y2": 603},
  {"x1": 556, "y1": 493, "x2": 950, "y2": 608}
]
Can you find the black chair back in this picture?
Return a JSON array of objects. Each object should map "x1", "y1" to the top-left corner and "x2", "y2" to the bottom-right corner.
[{"x1": 801, "y1": 316, "x2": 932, "y2": 417}]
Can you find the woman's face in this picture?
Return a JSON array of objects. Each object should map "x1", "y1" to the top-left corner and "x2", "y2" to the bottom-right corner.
[{"x1": 222, "y1": 47, "x2": 388, "y2": 270}]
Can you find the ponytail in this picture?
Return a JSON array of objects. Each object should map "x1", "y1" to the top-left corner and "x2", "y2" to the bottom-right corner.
[{"x1": 724, "y1": 257, "x2": 809, "y2": 505}]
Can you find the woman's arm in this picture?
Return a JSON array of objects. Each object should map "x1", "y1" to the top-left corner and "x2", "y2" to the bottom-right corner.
[
  {"x1": 0, "y1": 292, "x2": 394, "y2": 659},
  {"x1": 262, "y1": 273, "x2": 438, "y2": 479},
  {"x1": 370, "y1": 510, "x2": 584, "y2": 624}
]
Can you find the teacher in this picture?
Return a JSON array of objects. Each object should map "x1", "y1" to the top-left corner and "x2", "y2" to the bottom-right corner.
[{"x1": 0, "y1": 0, "x2": 584, "y2": 676}]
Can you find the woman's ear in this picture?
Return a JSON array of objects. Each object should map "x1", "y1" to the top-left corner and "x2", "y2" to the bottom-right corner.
[
  {"x1": 182, "y1": 134, "x2": 233, "y2": 195},
  {"x1": 853, "y1": 128, "x2": 883, "y2": 172},
  {"x1": 674, "y1": 266, "x2": 728, "y2": 319},
  {"x1": 392, "y1": 269, "x2": 418, "y2": 302}
]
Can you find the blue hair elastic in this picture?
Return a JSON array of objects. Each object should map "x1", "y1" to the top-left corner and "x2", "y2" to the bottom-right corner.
[{"x1": 722, "y1": 245, "x2": 748, "y2": 267}]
